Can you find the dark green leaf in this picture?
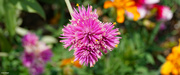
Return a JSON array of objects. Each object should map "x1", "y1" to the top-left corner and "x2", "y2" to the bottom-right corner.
[
  {"x1": 0, "y1": 32, "x2": 12, "y2": 52},
  {"x1": 10, "y1": 0, "x2": 46, "y2": 19}
]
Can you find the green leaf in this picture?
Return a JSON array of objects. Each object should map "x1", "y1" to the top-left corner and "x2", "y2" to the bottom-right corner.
[
  {"x1": 41, "y1": 35, "x2": 58, "y2": 44},
  {"x1": 135, "y1": 67, "x2": 148, "y2": 74},
  {"x1": 133, "y1": 32, "x2": 142, "y2": 50},
  {"x1": 16, "y1": 27, "x2": 28, "y2": 36},
  {"x1": 10, "y1": 0, "x2": 46, "y2": 19},
  {"x1": 4, "y1": 2, "x2": 16, "y2": 37},
  {"x1": 0, "y1": 0, "x2": 5, "y2": 18},
  {"x1": 0, "y1": 32, "x2": 12, "y2": 52},
  {"x1": 0, "y1": 52, "x2": 8, "y2": 57},
  {"x1": 146, "y1": 53, "x2": 155, "y2": 65},
  {"x1": 157, "y1": 55, "x2": 166, "y2": 63}
]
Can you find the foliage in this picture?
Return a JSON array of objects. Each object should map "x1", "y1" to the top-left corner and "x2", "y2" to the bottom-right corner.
[{"x1": 0, "y1": 0, "x2": 179, "y2": 75}]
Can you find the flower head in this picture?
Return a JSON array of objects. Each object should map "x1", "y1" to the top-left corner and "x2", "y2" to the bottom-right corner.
[
  {"x1": 22, "y1": 33, "x2": 53, "y2": 75},
  {"x1": 153, "y1": 5, "x2": 173, "y2": 21},
  {"x1": 22, "y1": 32, "x2": 38, "y2": 46},
  {"x1": 104, "y1": 0, "x2": 140, "y2": 23},
  {"x1": 161, "y1": 40, "x2": 180, "y2": 74},
  {"x1": 60, "y1": 5, "x2": 121, "y2": 67}
]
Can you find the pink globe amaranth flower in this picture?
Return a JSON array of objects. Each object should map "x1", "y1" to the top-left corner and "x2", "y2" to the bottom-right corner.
[
  {"x1": 22, "y1": 33, "x2": 39, "y2": 46},
  {"x1": 22, "y1": 33, "x2": 53, "y2": 75},
  {"x1": 154, "y1": 5, "x2": 173, "y2": 21},
  {"x1": 60, "y1": 5, "x2": 121, "y2": 67}
]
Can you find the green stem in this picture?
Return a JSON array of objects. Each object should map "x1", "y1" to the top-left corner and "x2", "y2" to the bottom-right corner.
[{"x1": 65, "y1": 0, "x2": 74, "y2": 19}]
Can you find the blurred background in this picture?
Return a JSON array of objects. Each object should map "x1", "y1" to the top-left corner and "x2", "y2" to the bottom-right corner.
[{"x1": 0, "y1": 0, "x2": 180, "y2": 75}]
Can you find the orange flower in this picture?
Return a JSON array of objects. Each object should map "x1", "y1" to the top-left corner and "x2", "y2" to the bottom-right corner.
[
  {"x1": 104, "y1": 0, "x2": 140, "y2": 23},
  {"x1": 50, "y1": 13, "x2": 61, "y2": 25},
  {"x1": 161, "y1": 39, "x2": 180, "y2": 75},
  {"x1": 60, "y1": 57, "x2": 82, "y2": 68}
]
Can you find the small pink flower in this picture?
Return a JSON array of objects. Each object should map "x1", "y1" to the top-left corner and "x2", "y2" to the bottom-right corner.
[
  {"x1": 154, "y1": 5, "x2": 173, "y2": 21},
  {"x1": 22, "y1": 33, "x2": 53, "y2": 75}
]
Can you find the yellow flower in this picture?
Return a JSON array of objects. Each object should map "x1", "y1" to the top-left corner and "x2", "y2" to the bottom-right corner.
[
  {"x1": 161, "y1": 40, "x2": 180, "y2": 75},
  {"x1": 104, "y1": 0, "x2": 140, "y2": 23},
  {"x1": 60, "y1": 57, "x2": 82, "y2": 68}
]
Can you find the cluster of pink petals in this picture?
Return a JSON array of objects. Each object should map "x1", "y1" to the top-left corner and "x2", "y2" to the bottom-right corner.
[
  {"x1": 153, "y1": 5, "x2": 173, "y2": 30},
  {"x1": 22, "y1": 33, "x2": 38, "y2": 46},
  {"x1": 60, "y1": 5, "x2": 121, "y2": 67},
  {"x1": 135, "y1": 0, "x2": 160, "y2": 5},
  {"x1": 22, "y1": 33, "x2": 52, "y2": 75},
  {"x1": 153, "y1": 5, "x2": 173, "y2": 21},
  {"x1": 127, "y1": 0, "x2": 173, "y2": 21}
]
